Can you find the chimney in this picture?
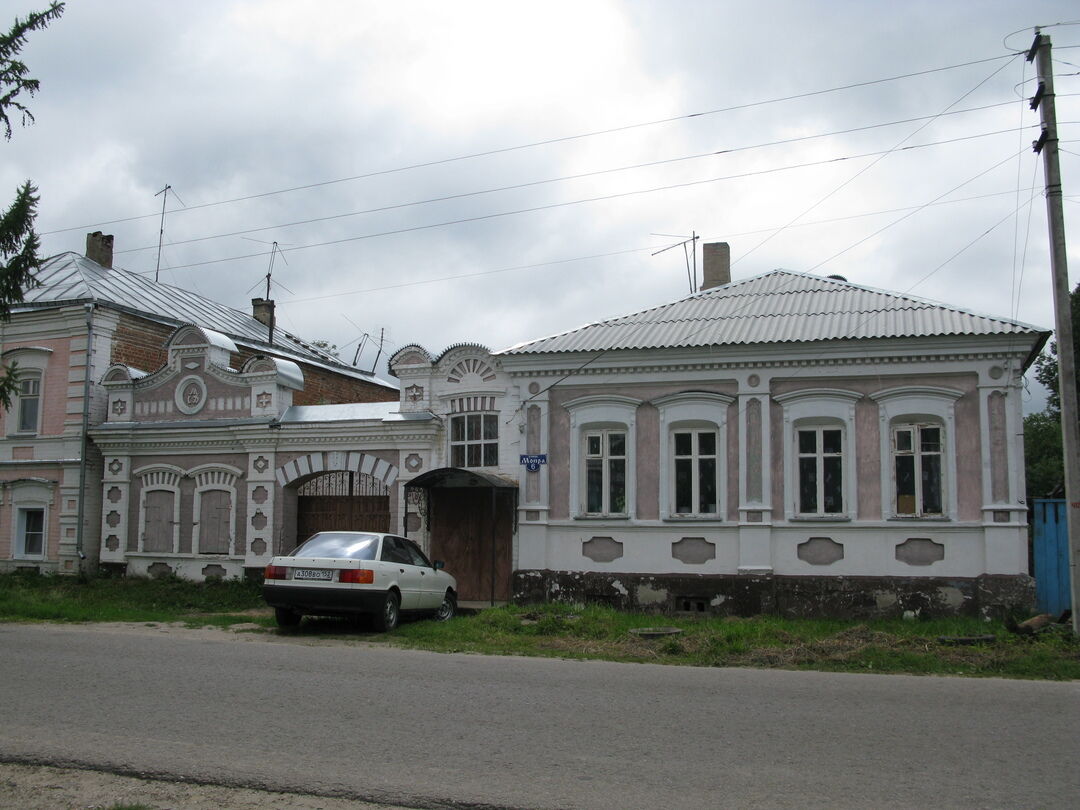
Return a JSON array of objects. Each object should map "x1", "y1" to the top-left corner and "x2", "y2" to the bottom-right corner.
[
  {"x1": 252, "y1": 297, "x2": 275, "y2": 343},
  {"x1": 701, "y1": 242, "x2": 730, "y2": 291},
  {"x1": 86, "y1": 231, "x2": 114, "y2": 269}
]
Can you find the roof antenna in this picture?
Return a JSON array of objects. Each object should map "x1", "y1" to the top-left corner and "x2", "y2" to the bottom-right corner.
[
  {"x1": 243, "y1": 240, "x2": 294, "y2": 346},
  {"x1": 154, "y1": 184, "x2": 171, "y2": 282},
  {"x1": 652, "y1": 232, "x2": 699, "y2": 293},
  {"x1": 370, "y1": 327, "x2": 385, "y2": 374}
]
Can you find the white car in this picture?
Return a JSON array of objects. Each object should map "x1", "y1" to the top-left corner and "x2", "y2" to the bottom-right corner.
[{"x1": 262, "y1": 531, "x2": 457, "y2": 631}]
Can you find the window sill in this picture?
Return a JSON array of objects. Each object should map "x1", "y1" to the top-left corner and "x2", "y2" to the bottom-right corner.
[
  {"x1": 887, "y1": 516, "x2": 950, "y2": 522},
  {"x1": 664, "y1": 516, "x2": 725, "y2": 522},
  {"x1": 574, "y1": 515, "x2": 630, "y2": 521},
  {"x1": 788, "y1": 515, "x2": 852, "y2": 522}
]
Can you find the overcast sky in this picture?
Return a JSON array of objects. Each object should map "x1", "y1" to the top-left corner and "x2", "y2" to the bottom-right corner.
[{"x1": 4, "y1": 1, "x2": 1078, "y2": 407}]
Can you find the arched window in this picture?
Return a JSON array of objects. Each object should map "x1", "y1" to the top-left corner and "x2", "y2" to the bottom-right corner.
[
  {"x1": 2, "y1": 347, "x2": 51, "y2": 436},
  {"x1": 565, "y1": 396, "x2": 640, "y2": 518},
  {"x1": 871, "y1": 387, "x2": 962, "y2": 519},
  {"x1": 654, "y1": 392, "x2": 732, "y2": 520},
  {"x1": 775, "y1": 389, "x2": 861, "y2": 521}
]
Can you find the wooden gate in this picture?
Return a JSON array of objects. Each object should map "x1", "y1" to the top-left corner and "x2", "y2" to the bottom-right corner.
[
  {"x1": 296, "y1": 471, "x2": 390, "y2": 542},
  {"x1": 429, "y1": 488, "x2": 514, "y2": 603},
  {"x1": 1033, "y1": 499, "x2": 1070, "y2": 615}
]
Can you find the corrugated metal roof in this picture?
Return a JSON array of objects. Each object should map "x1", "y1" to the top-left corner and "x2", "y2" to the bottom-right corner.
[
  {"x1": 20, "y1": 252, "x2": 395, "y2": 387},
  {"x1": 501, "y1": 270, "x2": 1049, "y2": 355}
]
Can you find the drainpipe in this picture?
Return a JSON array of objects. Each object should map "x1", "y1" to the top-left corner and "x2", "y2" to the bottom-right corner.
[{"x1": 75, "y1": 303, "x2": 95, "y2": 569}]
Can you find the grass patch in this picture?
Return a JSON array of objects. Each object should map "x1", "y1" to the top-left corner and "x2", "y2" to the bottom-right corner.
[
  {"x1": 0, "y1": 571, "x2": 264, "y2": 624},
  {"x1": 3, "y1": 574, "x2": 1076, "y2": 678},
  {"x1": 391, "y1": 602, "x2": 1080, "y2": 679}
]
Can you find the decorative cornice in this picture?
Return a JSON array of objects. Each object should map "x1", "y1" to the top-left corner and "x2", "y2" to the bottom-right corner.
[{"x1": 504, "y1": 348, "x2": 1034, "y2": 378}]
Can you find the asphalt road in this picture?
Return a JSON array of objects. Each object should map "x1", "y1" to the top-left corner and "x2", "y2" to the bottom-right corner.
[{"x1": 1, "y1": 623, "x2": 1077, "y2": 809}]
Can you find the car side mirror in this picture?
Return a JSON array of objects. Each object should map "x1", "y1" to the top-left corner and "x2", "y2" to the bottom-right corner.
[{"x1": 433, "y1": 560, "x2": 445, "y2": 570}]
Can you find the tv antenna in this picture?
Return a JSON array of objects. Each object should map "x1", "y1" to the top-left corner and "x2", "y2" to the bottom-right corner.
[
  {"x1": 339, "y1": 315, "x2": 386, "y2": 372},
  {"x1": 652, "y1": 231, "x2": 699, "y2": 293},
  {"x1": 243, "y1": 240, "x2": 295, "y2": 345},
  {"x1": 154, "y1": 184, "x2": 172, "y2": 282}
]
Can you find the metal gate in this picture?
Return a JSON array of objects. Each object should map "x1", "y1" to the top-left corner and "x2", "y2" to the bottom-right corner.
[
  {"x1": 296, "y1": 471, "x2": 390, "y2": 541},
  {"x1": 1033, "y1": 499, "x2": 1070, "y2": 615}
]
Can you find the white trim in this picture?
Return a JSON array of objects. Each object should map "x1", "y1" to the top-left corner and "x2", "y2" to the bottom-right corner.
[
  {"x1": 8, "y1": 479, "x2": 53, "y2": 559},
  {"x1": 654, "y1": 392, "x2": 732, "y2": 520},
  {"x1": 565, "y1": 396, "x2": 641, "y2": 519},
  {"x1": 136, "y1": 466, "x2": 182, "y2": 553},
  {"x1": 775, "y1": 388, "x2": 861, "y2": 521},
  {"x1": 871, "y1": 386, "x2": 962, "y2": 521},
  {"x1": 174, "y1": 374, "x2": 208, "y2": 415},
  {"x1": 192, "y1": 466, "x2": 239, "y2": 556}
]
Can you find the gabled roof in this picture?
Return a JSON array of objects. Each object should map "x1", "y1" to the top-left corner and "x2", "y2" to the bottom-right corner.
[
  {"x1": 501, "y1": 270, "x2": 1049, "y2": 356},
  {"x1": 19, "y1": 252, "x2": 395, "y2": 387}
]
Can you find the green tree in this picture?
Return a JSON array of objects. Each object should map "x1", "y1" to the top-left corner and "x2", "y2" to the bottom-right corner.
[
  {"x1": 1032, "y1": 281, "x2": 1080, "y2": 416},
  {"x1": 0, "y1": 2, "x2": 64, "y2": 408},
  {"x1": 310, "y1": 339, "x2": 340, "y2": 359},
  {"x1": 1025, "y1": 281, "x2": 1080, "y2": 500}
]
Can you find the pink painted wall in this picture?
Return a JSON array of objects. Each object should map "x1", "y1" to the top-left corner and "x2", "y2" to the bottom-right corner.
[
  {"x1": 547, "y1": 381, "x2": 739, "y2": 520},
  {"x1": 0, "y1": 336, "x2": 74, "y2": 437}
]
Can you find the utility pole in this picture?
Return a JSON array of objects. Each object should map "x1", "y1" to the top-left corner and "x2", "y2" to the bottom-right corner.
[{"x1": 1029, "y1": 30, "x2": 1080, "y2": 634}]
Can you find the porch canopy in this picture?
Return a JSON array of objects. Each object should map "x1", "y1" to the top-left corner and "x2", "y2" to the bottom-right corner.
[{"x1": 404, "y1": 468, "x2": 517, "y2": 605}]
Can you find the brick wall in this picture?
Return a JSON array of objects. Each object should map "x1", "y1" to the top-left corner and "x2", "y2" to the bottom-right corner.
[
  {"x1": 234, "y1": 347, "x2": 396, "y2": 405},
  {"x1": 109, "y1": 313, "x2": 396, "y2": 405},
  {"x1": 110, "y1": 313, "x2": 174, "y2": 372}
]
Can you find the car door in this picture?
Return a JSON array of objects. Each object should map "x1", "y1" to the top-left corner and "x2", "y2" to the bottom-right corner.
[
  {"x1": 379, "y1": 536, "x2": 422, "y2": 609},
  {"x1": 402, "y1": 537, "x2": 445, "y2": 610}
]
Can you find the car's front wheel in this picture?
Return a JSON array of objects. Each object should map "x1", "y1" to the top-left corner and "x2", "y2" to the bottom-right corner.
[
  {"x1": 274, "y1": 607, "x2": 301, "y2": 628},
  {"x1": 374, "y1": 590, "x2": 400, "y2": 632},
  {"x1": 435, "y1": 591, "x2": 456, "y2": 621}
]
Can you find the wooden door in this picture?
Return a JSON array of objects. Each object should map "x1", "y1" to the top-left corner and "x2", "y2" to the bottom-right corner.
[
  {"x1": 429, "y1": 488, "x2": 513, "y2": 602},
  {"x1": 296, "y1": 495, "x2": 390, "y2": 542}
]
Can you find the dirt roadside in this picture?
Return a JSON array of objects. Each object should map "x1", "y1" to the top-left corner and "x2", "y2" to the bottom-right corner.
[{"x1": 0, "y1": 761, "x2": 405, "y2": 809}]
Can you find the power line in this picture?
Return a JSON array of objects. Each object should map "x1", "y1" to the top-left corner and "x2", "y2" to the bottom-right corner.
[
  {"x1": 137, "y1": 128, "x2": 1035, "y2": 274},
  {"x1": 734, "y1": 52, "x2": 1020, "y2": 267},
  {"x1": 112, "y1": 100, "x2": 1024, "y2": 258},
  {"x1": 40, "y1": 53, "x2": 1019, "y2": 237},
  {"x1": 278, "y1": 189, "x2": 1029, "y2": 305}
]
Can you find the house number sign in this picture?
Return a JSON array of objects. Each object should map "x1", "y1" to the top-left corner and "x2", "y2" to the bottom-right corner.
[{"x1": 519, "y1": 454, "x2": 547, "y2": 472}]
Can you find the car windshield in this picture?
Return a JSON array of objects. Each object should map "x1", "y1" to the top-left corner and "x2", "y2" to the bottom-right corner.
[{"x1": 291, "y1": 533, "x2": 379, "y2": 560}]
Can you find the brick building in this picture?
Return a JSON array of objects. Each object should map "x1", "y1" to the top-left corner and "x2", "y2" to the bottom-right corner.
[{"x1": 0, "y1": 233, "x2": 396, "y2": 575}]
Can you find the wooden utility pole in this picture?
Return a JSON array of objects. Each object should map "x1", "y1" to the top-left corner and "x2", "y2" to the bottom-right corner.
[{"x1": 1029, "y1": 31, "x2": 1080, "y2": 634}]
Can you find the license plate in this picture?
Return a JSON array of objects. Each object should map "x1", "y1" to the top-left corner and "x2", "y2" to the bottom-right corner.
[{"x1": 292, "y1": 568, "x2": 333, "y2": 581}]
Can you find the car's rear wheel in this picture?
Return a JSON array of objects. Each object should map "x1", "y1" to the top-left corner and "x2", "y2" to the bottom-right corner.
[
  {"x1": 274, "y1": 607, "x2": 301, "y2": 628},
  {"x1": 435, "y1": 591, "x2": 456, "y2": 621},
  {"x1": 374, "y1": 591, "x2": 400, "y2": 632}
]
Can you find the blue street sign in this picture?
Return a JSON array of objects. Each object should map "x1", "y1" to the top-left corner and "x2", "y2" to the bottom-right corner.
[{"x1": 519, "y1": 454, "x2": 547, "y2": 472}]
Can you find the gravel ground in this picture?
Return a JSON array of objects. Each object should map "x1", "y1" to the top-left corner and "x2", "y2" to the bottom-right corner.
[{"x1": 0, "y1": 761, "x2": 401, "y2": 810}]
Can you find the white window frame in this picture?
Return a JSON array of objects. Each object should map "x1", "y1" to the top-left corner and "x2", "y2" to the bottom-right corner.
[
  {"x1": 774, "y1": 389, "x2": 861, "y2": 521},
  {"x1": 583, "y1": 428, "x2": 629, "y2": 516},
  {"x1": 655, "y1": 392, "x2": 732, "y2": 520},
  {"x1": 870, "y1": 386, "x2": 962, "y2": 521},
  {"x1": 449, "y1": 412, "x2": 499, "y2": 468},
  {"x1": 15, "y1": 372, "x2": 42, "y2": 434},
  {"x1": 7, "y1": 478, "x2": 53, "y2": 560},
  {"x1": 2, "y1": 347, "x2": 51, "y2": 437},
  {"x1": 565, "y1": 395, "x2": 640, "y2": 519}
]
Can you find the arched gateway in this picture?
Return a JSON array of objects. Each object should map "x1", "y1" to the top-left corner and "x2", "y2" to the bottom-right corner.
[{"x1": 276, "y1": 451, "x2": 398, "y2": 545}]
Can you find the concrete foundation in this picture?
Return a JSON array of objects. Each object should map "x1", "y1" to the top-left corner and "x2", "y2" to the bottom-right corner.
[{"x1": 512, "y1": 569, "x2": 1034, "y2": 619}]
